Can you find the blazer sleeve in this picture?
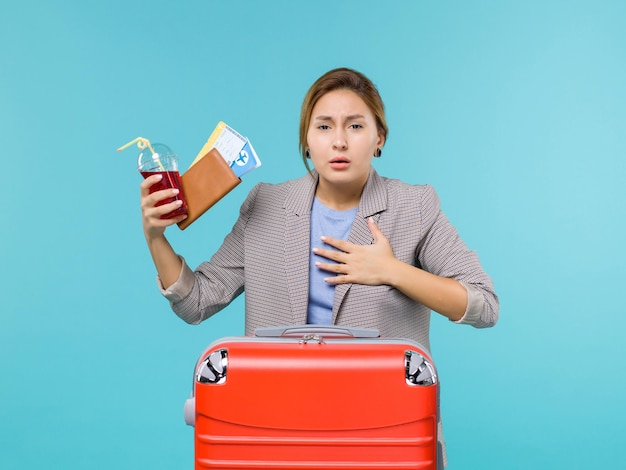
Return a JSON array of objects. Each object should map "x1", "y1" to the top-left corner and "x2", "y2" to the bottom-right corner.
[
  {"x1": 167, "y1": 183, "x2": 262, "y2": 324},
  {"x1": 416, "y1": 185, "x2": 499, "y2": 328}
]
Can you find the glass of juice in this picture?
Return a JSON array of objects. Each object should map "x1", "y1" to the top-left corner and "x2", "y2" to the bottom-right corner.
[{"x1": 138, "y1": 143, "x2": 188, "y2": 219}]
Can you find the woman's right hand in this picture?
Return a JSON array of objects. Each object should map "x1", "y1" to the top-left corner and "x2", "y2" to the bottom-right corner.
[{"x1": 140, "y1": 175, "x2": 188, "y2": 241}]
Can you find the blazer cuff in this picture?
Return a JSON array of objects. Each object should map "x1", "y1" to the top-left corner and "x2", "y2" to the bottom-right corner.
[
  {"x1": 452, "y1": 281, "x2": 485, "y2": 326},
  {"x1": 156, "y1": 256, "x2": 196, "y2": 303}
]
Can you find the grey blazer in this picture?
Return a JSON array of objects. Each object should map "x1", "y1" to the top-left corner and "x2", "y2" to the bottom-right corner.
[{"x1": 163, "y1": 168, "x2": 498, "y2": 351}]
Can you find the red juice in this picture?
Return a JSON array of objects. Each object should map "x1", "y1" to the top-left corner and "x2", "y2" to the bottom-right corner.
[{"x1": 141, "y1": 170, "x2": 188, "y2": 219}]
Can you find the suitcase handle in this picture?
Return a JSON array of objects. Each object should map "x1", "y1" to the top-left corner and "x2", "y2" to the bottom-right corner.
[{"x1": 254, "y1": 325, "x2": 380, "y2": 339}]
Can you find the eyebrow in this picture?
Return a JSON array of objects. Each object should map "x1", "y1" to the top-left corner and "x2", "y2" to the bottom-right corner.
[{"x1": 314, "y1": 114, "x2": 366, "y2": 122}]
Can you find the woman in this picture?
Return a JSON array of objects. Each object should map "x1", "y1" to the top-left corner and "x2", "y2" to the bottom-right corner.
[
  {"x1": 141, "y1": 67, "x2": 499, "y2": 466},
  {"x1": 141, "y1": 67, "x2": 498, "y2": 342}
]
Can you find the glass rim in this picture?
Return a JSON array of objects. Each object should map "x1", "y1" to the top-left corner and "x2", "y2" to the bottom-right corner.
[{"x1": 137, "y1": 151, "x2": 178, "y2": 172}]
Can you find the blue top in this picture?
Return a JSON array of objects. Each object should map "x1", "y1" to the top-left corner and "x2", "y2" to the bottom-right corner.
[{"x1": 307, "y1": 197, "x2": 358, "y2": 324}]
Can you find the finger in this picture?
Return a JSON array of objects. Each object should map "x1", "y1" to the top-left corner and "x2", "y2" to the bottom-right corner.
[
  {"x1": 320, "y1": 235, "x2": 352, "y2": 253},
  {"x1": 315, "y1": 260, "x2": 346, "y2": 274},
  {"x1": 140, "y1": 174, "x2": 163, "y2": 195},
  {"x1": 143, "y1": 200, "x2": 183, "y2": 223},
  {"x1": 156, "y1": 212, "x2": 187, "y2": 226},
  {"x1": 313, "y1": 247, "x2": 346, "y2": 263},
  {"x1": 367, "y1": 217, "x2": 384, "y2": 243},
  {"x1": 141, "y1": 188, "x2": 181, "y2": 210},
  {"x1": 154, "y1": 200, "x2": 185, "y2": 218},
  {"x1": 152, "y1": 187, "x2": 181, "y2": 203},
  {"x1": 323, "y1": 274, "x2": 351, "y2": 285}
]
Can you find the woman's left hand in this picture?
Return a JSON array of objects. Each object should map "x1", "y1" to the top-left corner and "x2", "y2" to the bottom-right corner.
[{"x1": 313, "y1": 218, "x2": 396, "y2": 286}]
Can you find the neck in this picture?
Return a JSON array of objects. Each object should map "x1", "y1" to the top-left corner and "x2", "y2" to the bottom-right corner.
[{"x1": 315, "y1": 180, "x2": 365, "y2": 211}]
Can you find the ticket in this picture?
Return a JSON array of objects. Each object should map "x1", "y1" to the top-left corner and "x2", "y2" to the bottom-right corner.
[
  {"x1": 189, "y1": 121, "x2": 247, "y2": 168},
  {"x1": 231, "y1": 139, "x2": 262, "y2": 178}
]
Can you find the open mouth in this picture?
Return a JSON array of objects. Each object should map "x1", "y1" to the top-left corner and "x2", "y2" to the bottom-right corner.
[{"x1": 329, "y1": 157, "x2": 350, "y2": 169}]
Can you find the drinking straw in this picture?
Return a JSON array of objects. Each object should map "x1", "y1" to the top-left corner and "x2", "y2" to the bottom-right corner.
[
  {"x1": 117, "y1": 136, "x2": 156, "y2": 154},
  {"x1": 117, "y1": 137, "x2": 165, "y2": 171}
]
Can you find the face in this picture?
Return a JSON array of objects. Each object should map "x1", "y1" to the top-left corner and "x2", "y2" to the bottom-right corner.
[{"x1": 306, "y1": 89, "x2": 384, "y2": 195}]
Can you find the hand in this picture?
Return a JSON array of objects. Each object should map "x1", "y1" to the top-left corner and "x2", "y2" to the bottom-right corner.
[
  {"x1": 313, "y1": 218, "x2": 397, "y2": 286},
  {"x1": 140, "y1": 175, "x2": 187, "y2": 241}
]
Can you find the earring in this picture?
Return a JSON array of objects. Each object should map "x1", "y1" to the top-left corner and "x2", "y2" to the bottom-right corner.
[
  {"x1": 374, "y1": 148, "x2": 382, "y2": 158},
  {"x1": 306, "y1": 149, "x2": 311, "y2": 158}
]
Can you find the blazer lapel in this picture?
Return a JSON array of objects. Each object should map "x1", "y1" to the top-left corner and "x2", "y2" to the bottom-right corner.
[
  {"x1": 284, "y1": 172, "x2": 318, "y2": 325},
  {"x1": 332, "y1": 169, "x2": 388, "y2": 322}
]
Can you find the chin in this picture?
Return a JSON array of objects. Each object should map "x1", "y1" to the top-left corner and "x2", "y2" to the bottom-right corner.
[{"x1": 324, "y1": 171, "x2": 367, "y2": 187}]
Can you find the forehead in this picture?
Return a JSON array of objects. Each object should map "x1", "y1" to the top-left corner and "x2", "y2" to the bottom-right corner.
[{"x1": 311, "y1": 89, "x2": 373, "y2": 118}]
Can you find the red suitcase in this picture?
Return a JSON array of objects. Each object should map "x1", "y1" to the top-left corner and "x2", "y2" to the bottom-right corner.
[{"x1": 184, "y1": 326, "x2": 441, "y2": 469}]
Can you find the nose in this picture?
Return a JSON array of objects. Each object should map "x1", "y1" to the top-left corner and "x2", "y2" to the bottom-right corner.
[{"x1": 332, "y1": 129, "x2": 347, "y2": 150}]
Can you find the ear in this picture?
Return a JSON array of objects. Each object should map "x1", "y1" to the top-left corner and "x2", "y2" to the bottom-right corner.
[{"x1": 376, "y1": 131, "x2": 386, "y2": 149}]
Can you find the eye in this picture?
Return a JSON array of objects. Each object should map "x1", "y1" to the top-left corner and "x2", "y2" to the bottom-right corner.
[
  {"x1": 317, "y1": 124, "x2": 330, "y2": 130},
  {"x1": 349, "y1": 123, "x2": 363, "y2": 129}
]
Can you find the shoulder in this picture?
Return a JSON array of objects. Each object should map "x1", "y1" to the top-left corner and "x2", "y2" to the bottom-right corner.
[
  {"x1": 379, "y1": 176, "x2": 441, "y2": 212},
  {"x1": 254, "y1": 175, "x2": 306, "y2": 193},
  {"x1": 241, "y1": 174, "x2": 315, "y2": 213},
  {"x1": 249, "y1": 174, "x2": 309, "y2": 200}
]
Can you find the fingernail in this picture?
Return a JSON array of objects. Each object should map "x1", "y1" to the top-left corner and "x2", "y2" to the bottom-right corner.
[
  {"x1": 172, "y1": 189, "x2": 179, "y2": 195},
  {"x1": 320, "y1": 236, "x2": 327, "y2": 241}
]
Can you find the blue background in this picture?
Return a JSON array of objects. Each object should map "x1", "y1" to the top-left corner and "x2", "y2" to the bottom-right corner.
[{"x1": 1, "y1": 1, "x2": 624, "y2": 468}]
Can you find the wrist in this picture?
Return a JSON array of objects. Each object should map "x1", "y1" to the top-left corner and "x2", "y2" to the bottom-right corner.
[
  {"x1": 145, "y1": 231, "x2": 168, "y2": 246},
  {"x1": 383, "y1": 258, "x2": 410, "y2": 287}
]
